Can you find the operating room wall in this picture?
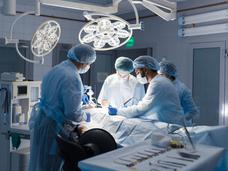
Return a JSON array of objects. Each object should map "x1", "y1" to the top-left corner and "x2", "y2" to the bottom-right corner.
[{"x1": 0, "y1": 2, "x2": 84, "y2": 80}]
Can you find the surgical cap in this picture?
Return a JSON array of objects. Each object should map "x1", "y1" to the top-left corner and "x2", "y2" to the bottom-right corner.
[
  {"x1": 67, "y1": 44, "x2": 96, "y2": 64},
  {"x1": 158, "y1": 60, "x2": 177, "y2": 78},
  {"x1": 115, "y1": 57, "x2": 134, "y2": 73},
  {"x1": 133, "y1": 55, "x2": 159, "y2": 71}
]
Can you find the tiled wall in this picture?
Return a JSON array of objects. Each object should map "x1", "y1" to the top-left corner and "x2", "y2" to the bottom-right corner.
[{"x1": 0, "y1": 2, "x2": 84, "y2": 80}]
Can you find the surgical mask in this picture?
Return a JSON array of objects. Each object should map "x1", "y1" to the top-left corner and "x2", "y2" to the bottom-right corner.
[
  {"x1": 78, "y1": 65, "x2": 90, "y2": 74},
  {"x1": 137, "y1": 73, "x2": 148, "y2": 84},
  {"x1": 117, "y1": 71, "x2": 129, "y2": 80}
]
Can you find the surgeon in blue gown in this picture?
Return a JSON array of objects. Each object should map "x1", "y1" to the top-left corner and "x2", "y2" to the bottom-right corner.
[
  {"x1": 29, "y1": 44, "x2": 96, "y2": 171},
  {"x1": 108, "y1": 56, "x2": 184, "y2": 125},
  {"x1": 158, "y1": 59, "x2": 199, "y2": 123}
]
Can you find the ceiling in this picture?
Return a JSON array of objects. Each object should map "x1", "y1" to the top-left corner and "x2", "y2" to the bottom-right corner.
[
  {"x1": 0, "y1": 0, "x2": 193, "y2": 21},
  {"x1": 13, "y1": 0, "x2": 190, "y2": 20}
]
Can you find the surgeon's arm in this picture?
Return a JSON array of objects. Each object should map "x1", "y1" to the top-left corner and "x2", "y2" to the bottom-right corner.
[
  {"x1": 132, "y1": 83, "x2": 145, "y2": 104},
  {"x1": 97, "y1": 78, "x2": 109, "y2": 107},
  {"x1": 181, "y1": 88, "x2": 199, "y2": 121},
  {"x1": 117, "y1": 83, "x2": 159, "y2": 118},
  {"x1": 61, "y1": 79, "x2": 83, "y2": 122}
]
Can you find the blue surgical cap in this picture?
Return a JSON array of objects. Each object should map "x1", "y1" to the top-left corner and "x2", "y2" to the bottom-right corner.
[
  {"x1": 133, "y1": 55, "x2": 159, "y2": 71},
  {"x1": 115, "y1": 57, "x2": 134, "y2": 73},
  {"x1": 158, "y1": 60, "x2": 177, "y2": 78},
  {"x1": 67, "y1": 44, "x2": 96, "y2": 64}
]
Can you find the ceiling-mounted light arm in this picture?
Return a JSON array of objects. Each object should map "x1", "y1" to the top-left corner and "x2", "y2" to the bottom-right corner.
[
  {"x1": 15, "y1": 42, "x2": 44, "y2": 64},
  {"x1": 5, "y1": 11, "x2": 44, "y2": 64},
  {"x1": 83, "y1": 0, "x2": 142, "y2": 30},
  {"x1": 132, "y1": 0, "x2": 176, "y2": 21},
  {"x1": 128, "y1": 0, "x2": 142, "y2": 30},
  {"x1": 5, "y1": 12, "x2": 44, "y2": 64},
  {"x1": 35, "y1": 0, "x2": 41, "y2": 16},
  {"x1": 6, "y1": 11, "x2": 34, "y2": 44}
]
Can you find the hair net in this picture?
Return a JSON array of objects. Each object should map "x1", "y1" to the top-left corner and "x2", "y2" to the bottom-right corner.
[
  {"x1": 115, "y1": 57, "x2": 134, "y2": 73},
  {"x1": 67, "y1": 44, "x2": 96, "y2": 64},
  {"x1": 133, "y1": 55, "x2": 159, "y2": 71},
  {"x1": 158, "y1": 60, "x2": 177, "y2": 78}
]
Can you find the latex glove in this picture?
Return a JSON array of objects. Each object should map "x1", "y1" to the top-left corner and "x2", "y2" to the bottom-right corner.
[
  {"x1": 82, "y1": 94, "x2": 89, "y2": 105},
  {"x1": 108, "y1": 105, "x2": 118, "y2": 115},
  {"x1": 83, "y1": 112, "x2": 91, "y2": 122}
]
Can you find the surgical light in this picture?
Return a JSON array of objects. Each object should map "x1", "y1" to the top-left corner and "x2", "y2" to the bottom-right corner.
[
  {"x1": 31, "y1": 20, "x2": 61, "y2": 57},
  {"x1": 79, "y1": 0, "x2": 176, "y2": 50},
  {"x1": 79, "y1": 16, "x2": 133, "y2": 51},
  {"x1": 6, "y1": 0, "x2": 177, "y2": 60},
  {"x1": 5, "y1": 0, "x2": 61, "y2": 64}
]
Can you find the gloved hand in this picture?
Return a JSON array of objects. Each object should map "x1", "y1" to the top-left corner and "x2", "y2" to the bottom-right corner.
[
  {"x1": 108, "y1": 105, "x2": 118, "y2": 115},
  {"x1": 82, "y1": 94, "x2": 89, "y2": 105},
  {"x1": 83, "y1": 112, "x2": 91, "y2": 122}
]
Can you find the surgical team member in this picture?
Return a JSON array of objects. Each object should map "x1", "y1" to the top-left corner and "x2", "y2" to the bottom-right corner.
[
  {"x1": 29, "y1": 44, "x2": 96, "y2": 171},
  {"x1": 108, "y1": 56, "x2": 184, "y2": 125},
  {"x1": 158, "y1": 60, "x2": 199, "y2": 122},
  {"x1": 98, "y1": 56, "x2": 145, "y2": 108}
]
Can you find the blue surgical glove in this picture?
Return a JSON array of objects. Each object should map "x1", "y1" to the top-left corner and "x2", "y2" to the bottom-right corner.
[
  {"x1": 83, "y1": 112, "x2": 91, "y2": 122},
  {"x1": 82, "y1": 94, "x2": 89, "y2": 105},
  {"x1": 108, "y1": 106, "x2": 118, "y2": 115}
]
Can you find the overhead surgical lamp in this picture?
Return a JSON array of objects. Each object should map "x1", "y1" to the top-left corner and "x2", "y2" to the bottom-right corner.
[
  {"x1": 79, "y1": 0, "x2": 176, "y2": 51},
  {"x1": 79, "y1": 13, "x2": 135, "y2": 51},
  {"x1": 5, "y1": 0, "x2": 177, "y2": 63},
  {"x1": 5, "y1": 1, "x2": 61, "y2": 64}
]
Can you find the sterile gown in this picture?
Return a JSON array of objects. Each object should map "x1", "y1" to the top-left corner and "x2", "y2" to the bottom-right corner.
[
  {"x1": 29, "y1": 60, "x2": 84, "y2": 171},
  {"x1": 173, "y1": 79, "x2": 199, "y2": 121},
  {"x1": 117, "y1": 75, "x2": 184, "y2": 124},
  {"x1": 98, "y1": 74, "x2": 145, "y2": 108}
]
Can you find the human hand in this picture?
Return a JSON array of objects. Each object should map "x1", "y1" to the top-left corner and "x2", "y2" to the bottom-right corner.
[
  {"x1": 82, "y1": 112, "x2": 91, "y2": 122},
  {"x1": 77, "y1": 124, "x2": 88, "y2": 135},
  {"x1": 82, "y1": 94, "x2": 89, "y2": 105},
  {"x1": 108, "y1": 105, "x2": 118, "y2": 115}
]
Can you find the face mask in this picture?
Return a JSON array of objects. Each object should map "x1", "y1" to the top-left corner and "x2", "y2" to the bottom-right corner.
[
  {"x1": 78, "y1": 65, "x2": 90, "y2": 74},
  {"x1": 137, "y1": 73, "x2": 148, "y2": 84},
  {"x1": 117, "y1": 71, "x2": 129, "y2": 80}
]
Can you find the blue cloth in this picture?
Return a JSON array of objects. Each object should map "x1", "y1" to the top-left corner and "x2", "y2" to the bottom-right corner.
[
  {"x1": 115, "y1": 57, "x2": 134, "y2": 73},
  {"x1": 67, "y1": 44, "x2": 96, "y2": 64},
  {"x1": 29, "y1": 60, "x2": 85, "y2": 171},
  {"x1": 117, "y1": 75, "x2": 184, "y2": 125},
  {"x1": 158, "y1": 59, "x2": 177, "y2": 78},
  {"x1": 108, "y1": 106, "x2": 118, "y2": 115},
  {"x1": 174, "y1": 79, "x2": 199, "y2": 121},
  {"x1": 85, "y1": 112, "x2": 91, "y2": 122},
  {"x1": 82, "y1": 94, "x2": 89, "y2": 105},
  {"x1": 133, "y1": 55, "x2": 159, "y2": 71}
]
